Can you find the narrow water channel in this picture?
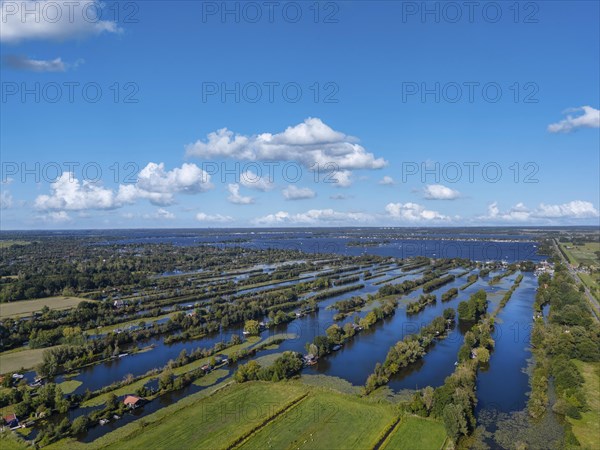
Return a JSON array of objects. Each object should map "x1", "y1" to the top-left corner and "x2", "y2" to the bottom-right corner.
[{"x1": 476, "y1": 272, "x2": 536, "y2": 416}]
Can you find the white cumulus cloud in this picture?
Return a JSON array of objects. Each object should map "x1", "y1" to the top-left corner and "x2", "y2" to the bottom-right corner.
[
  {"x1": 329, "y1": 169, "x2": 353, "y2": 187},
  {"x1": 35, "y1": 163, "x2": 213, "y2": 211},
  {"x1": 117, "y1": 162, "x2": 213, "y2": 206},
  {"x1": 548, "y1": 106, "x2": 600, "y2": 133},
  {"x1": 481, "y1": 200, "x2": 599, "y2": 222},
  {"x1": 240, "y1": 170, "x2": 274, "y2": 191},
  {"x1": 253, "y1": 209, "x2": 373, "y2": 226},
  {"x1": 185, "y1": 118, "x2": 386, "y2": 190},
  {"x1": 196, "y1": 212, "x2": 234, "y2": 223},
  {"x1": 1, "y1": 1, "x2": 122, "y2": 43},
  {"x1": 227, "y1": 184, "x2": 253, "y2": 204},
  {"x1": 534, "y1": 201, "x2": 599, "y2": 218},
  {"x1": 136, "y1": 162, "x2": 212, "y2": 195},
  {"x1": 385, "y1": 202, "x2": 449, "y2": 221},
  {"x1": 35, "y1": 173, "x2": 118, "y2": 211},
  {"x1": 283, "y1": 185, "x2": 316, "y2": 200},
  {"x1": 378, "y1": 176, "x2": 395, "y2": 185},
  {"x1": 423, "y1": 184, "x2": 460, "y2": 200}
]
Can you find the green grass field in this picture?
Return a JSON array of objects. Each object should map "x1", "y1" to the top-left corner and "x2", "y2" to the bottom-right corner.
[
  {"x1": 0, "y1": 432, "x2": 29, "y2": 450},
  {"x1": 559, "y1": 241, "x2": 600, "y2": 304},
  {"x1": 236, "y1": 387, "x2": 396, "y2": 450},
  {"x1": 569, "y1": 242, "x2": 600, "y2": 267},
  {"x1": 0, "y1": 240, "x2": 31, "y2": 249},
  {"x1": 560, "y1": 242, "x2": 599, "y2": 267},
  {"x1": 193, "y1": 368, "x2": 229, "y2": 387},
  {"x1": 0, "y1": 345, "x2": 62, "y2": 374},
  {"x1": 381, "y1": 416, "x2": 447, "y2": 450},
  {"x1": 48, "y1": 380, "x2": 445, "y2": 450},
  {"x1": 57, "y1": 379, "x2": 83, "y2": 395},
  {"x1": 104, "y1": 382, "x2": 308, "y2": 450},
  {"x1": 569, "y1": 361, "x2": 600, "y2": 449},
  {"x1": 0, "y1": 296, "x2": 87, "y2": 318},
  {"x1": 578, "y1": 273, "x2": 600, "y2": 301}
]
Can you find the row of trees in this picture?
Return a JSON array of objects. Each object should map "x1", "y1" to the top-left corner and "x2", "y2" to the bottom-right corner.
[
  {"x1": 363, "y1": 310, "x2": 455, "y2": 394},
  {"x1": 459, "y1": 274, "x2": 478, "y2": 290},
  {"x1": 496, "y1": 274, "x2": 523, "y2": 311},
  {"x1": 457, "y1": 290, "x2": 488, "y2": 322},
  {"x1": 329, "y1": 296, "x2": 366, "y2": 313},
  {"x1": 333, "y1": 275, "x2": 360, "y2": 286},
  {"x1": 377, "y1": 269, "x2": 443, "y2": 297},
  {"x1": 441, "y1": 288, "x2": 458, "y2": 302},
  {"x1": 306, "y1": 299, "x2": 398, "y2": 358},
  {"x1": 528, "y1": 264, "x2": 600, "y2": 446},
  {"x1": 405, "y1": 294, "x2": 437, "y2": 315},
  {"x1": 422, "y1": 274, "x2": 455, "y2": 293},
  {"x1": 234, "y1": 351, "x2": 304, "y2": 382}
]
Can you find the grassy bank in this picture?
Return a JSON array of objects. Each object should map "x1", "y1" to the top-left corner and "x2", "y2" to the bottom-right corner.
[
  {"x1": 568, "y1": 361, "x2": 600, "y2": 449},
  {"x1": 381, "y1": 416, "x2": 446, "y2": 450}
]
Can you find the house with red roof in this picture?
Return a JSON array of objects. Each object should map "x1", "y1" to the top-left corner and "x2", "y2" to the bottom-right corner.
[
  {"x1": 123, "y1": 395, "x2": 144, "y2": 409},
  {"x1": 3, "y1": 413, "x2": 20, "y2": 429}
]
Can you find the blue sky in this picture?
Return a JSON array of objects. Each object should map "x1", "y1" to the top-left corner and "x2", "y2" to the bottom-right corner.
[{"x1": 1, "y1": 0, "x2": 599, "y2": 229}]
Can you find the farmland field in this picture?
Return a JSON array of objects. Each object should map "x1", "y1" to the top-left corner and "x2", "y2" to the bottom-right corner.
[
  {"x1": 579, "y1": 272, "x2": 600, "y2": 301},
  {"x1": 236, "y1": 386, "x2": 396, "y2": 450},
  {"x1": 0, "y1": 241, "x2": 31, "y2": 249},
  {"x1": 559, "y1": 242, "x2": 600, "y2": 267},
  {"x1": 0, "y1": 345, "x2": 62, "y2": 373},
  {"x1": 559, "y1": 241, "x2": 600, "y2": 301},
  {"x1": 0, "y1": 296, "x2": 87, "y2": 318},
  {"x1": 571, "y1": 242, "x2": 600, "y2": 266},
  {"x1": 381, "y1": 416, "x2": 447, "y2": 450},
  {"x1": 47, "y1": 380, "x2": 441, "y2": 450},
  {"x1": 102, "y1": 382, "x2": 308, "y2": 450}
]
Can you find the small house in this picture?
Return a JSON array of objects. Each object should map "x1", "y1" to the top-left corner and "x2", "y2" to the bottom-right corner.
[
  {"x1": 123, "y1": 395, "x2": 144, "y2": 409},
  {"x1": 3, "y1": 414, "x2": 19, "y2": 429}
]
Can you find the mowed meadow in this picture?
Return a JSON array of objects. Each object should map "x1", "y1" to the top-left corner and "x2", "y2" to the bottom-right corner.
[
  {"x1": 46, "y1": 381, "x2": 446, "y2": 450},
  {"x1": 0, "y1": 296, "x2": 87, "y2": 318}
]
